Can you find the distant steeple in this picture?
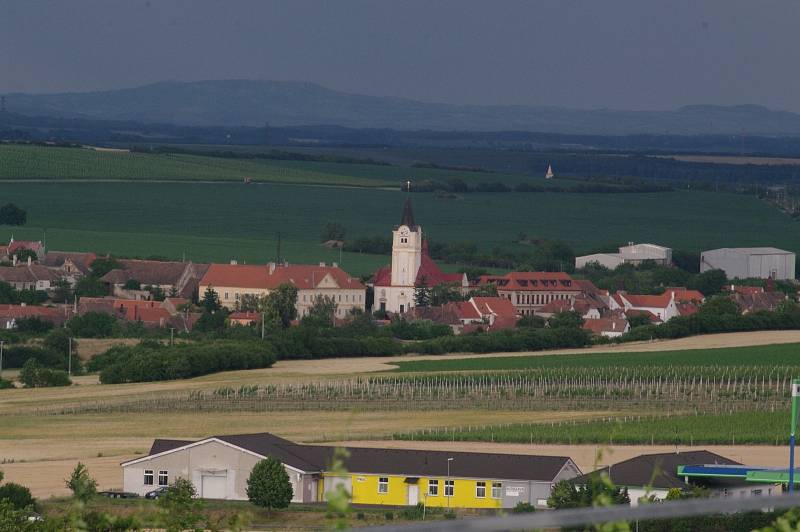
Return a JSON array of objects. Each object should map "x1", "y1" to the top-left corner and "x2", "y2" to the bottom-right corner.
[
  {"x1": 545, "y1": 164, "x2": 554, "y2": 180},
  {"x1": 400, "y1": 198, "x2": 417, "y2": 229}
]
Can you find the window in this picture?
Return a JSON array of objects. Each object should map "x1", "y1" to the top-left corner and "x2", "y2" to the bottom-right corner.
[
  {"x1": 492, "y1": 482, "x2": 502, "y2": 498},
  {"x1": 224, "y1": 292, "x2": 229, "y2": 300},
  {"x1": 753, "y1": 489, "x2": 763, "y2": 496},
  {"x1": 476, "y1": 481, "x2": 486, "y2": 498},
  {"x1": 378, "y1": 477, "x2": 389, "y2": 494},
  {"x1": 428, "y1": 479, "x2": 439, "y2": 496},
  {"x1": 158, "y1": 470, "x2": 169, "y2": 486},
  {"x1": 444, "y1": 480, "x2": 454, "y2": 497},
  {"x1": 144, "y1": 470, "x2": 154, "y2": 485}
]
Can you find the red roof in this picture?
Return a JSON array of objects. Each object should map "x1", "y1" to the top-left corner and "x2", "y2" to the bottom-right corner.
[
  {"x1": 478, "y1": 271, "x2": 580, "y2": 292},
  {"x1": 230, "y1": 311, "x2": 260, "y2": 321},
  {"x1": 620, "y1": 293, "x2": 672, "y2": 308},
  {"x1": 470, "y1": 297, "x2": 518, "y2": 318},
  {"x1": 128, "y1": 306, "x2": 171, "y2": 325},
  {"x1": 665, "y1": 288, "x2": 705, "y2": 303},
  {"x1": 201, "y1": 263, "x2": 364, "y2": 291},
  {"x1": 372, "y1": 247, "x2": 465, "y2": 288},
  {"x1": 582, "y1": 318, "x2": 628, "y2": 335},
  {"x1": 0, "y1": 304, "x2": 64, "y2": 320},
  {"x1": 677, "y1": 302, "x2": 699, "y2": 316},
  {"x1": 8, "y1": 240, "x2": 43, "y2": 254},
  {"x1": 538, "y1": 299, "x2": 572, "y2": 314},
  {"x1": 624, "y1": 309, "x2": 662, "y2": 323}
]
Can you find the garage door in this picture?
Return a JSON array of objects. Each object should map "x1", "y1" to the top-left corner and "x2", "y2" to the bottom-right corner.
[{"x1": 201, "y1": 474, "x2": 227, "y2": 499}]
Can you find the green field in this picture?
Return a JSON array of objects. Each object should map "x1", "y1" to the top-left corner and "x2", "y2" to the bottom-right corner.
[
  {"x1": 0, "y1": 178, "x2": 795, "y2": 278},
  {"x1": 0, "y1": 144, "x2": 547, "y2": 187},
  {"x1": 393, "y1": 410, "x2": 789, "y2": 445},
  {"x1": 393, "y1": 344, "x2": 800, "y2": 372}
]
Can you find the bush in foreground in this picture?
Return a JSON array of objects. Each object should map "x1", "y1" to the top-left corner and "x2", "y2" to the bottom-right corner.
[
  {"x1": 19, "y1": 359, "x2": 71, "y2": 388},
  {"x1": 246, "y1": 457, "x2": 293, "y2": 513}
]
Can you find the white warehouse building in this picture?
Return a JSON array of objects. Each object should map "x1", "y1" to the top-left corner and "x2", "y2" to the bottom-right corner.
[
  {"x1": 576, "y1": 243, "x2": 672, "y2": 270},
  {"x1": 700, "y1": 247, "x2": 796, "y2": 280}
]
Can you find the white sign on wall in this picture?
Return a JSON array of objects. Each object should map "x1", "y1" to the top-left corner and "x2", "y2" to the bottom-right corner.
[{"x1": 505, "y1": 486, "x2": 525, "y2": 497}]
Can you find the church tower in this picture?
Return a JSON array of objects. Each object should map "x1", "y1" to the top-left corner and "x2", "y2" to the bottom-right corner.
[{"x1": 390, "y1": 199, "x2": 422, "y2": 287}]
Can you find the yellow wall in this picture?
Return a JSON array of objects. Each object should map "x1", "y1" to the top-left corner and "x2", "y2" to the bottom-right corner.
[{"x1": 334, "y1": 473, "x2": 503, "y2": 509}]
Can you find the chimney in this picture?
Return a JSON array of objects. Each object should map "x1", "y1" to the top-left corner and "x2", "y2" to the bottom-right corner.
[
  {"x1": 268, "y1": 262, "x2": 276, "y2": 275},
  {"x1": 20, "y1": 302, "x2": 26, "y2": 307},
  {"x1": 332, "y1": 262, "x2": 338, "y2": 268},
  {"x1": 27, "y1": 256, "x2": 31, "y2": 266},
  {"x1": 12, "y1": 255, "x2": 16, "y2": 266},
  {"x1": 319, "y1": 262, "x2": 325, "y2": 267},
  {"x1": 230, "y1": 259, "x2": 238, "y2": 265}
]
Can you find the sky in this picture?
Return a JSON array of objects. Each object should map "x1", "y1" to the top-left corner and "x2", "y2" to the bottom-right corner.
[{"x1": 1, "y1": 0, "x2": 799, "y2": 111}]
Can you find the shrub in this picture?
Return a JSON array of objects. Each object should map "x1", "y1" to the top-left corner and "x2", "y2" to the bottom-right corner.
[
  {"x1": 66, "y1": 311, "x2": 117, "y2": 338},
  {"x1": 158, "y1": 478, "x2": 203, "y2": 532},
  {"x1": 512, "y1": 501, "x2": 536, "y2": 513},
  {"x1": 0, "y1": 379, "x2": 12, "y2": 389},
  {"x1": 401, "y1": 503, "x2": 425, "y2": 520},
  {"x1": 18, "y1": 359, "x2": 71, "y2": 388},
  {"x1": 14, "y1": 317, "x2": 53, "y2": 333},
  {"x1": 0, "y1": 482, "x2": 34, "y2": 510},
  {"x1": 1, "y1": 345, "x2": 62, "y2": 369},
  {"x1": 246, "y1": 457, "x2": 293, "y2": 513},
  {"x1": 384, "y1": 512, "x2": 394, "y2": 520}
]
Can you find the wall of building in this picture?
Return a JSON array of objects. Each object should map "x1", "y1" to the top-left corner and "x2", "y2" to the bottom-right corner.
[
  {"x1": 701, "y1": 250, "x2": 796, "y2": 280},
  {"x1": 575, "y1": 254, "x2": 623, "y2": 270},
  {"x1": 122, "y1": 440, "x2": 310, "y2": 502}
]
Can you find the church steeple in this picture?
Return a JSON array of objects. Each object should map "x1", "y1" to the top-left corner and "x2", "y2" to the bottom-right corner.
[{"x1": 399, "y1": 198, "x2": 417, "y2": 229}]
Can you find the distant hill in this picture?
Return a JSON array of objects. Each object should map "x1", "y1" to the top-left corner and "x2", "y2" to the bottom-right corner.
[{"x1": 5, "y1": 80, "x2": 800, "y2": 135}]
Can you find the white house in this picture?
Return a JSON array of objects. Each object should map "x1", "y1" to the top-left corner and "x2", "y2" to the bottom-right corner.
[{"x1": 610, "y1": 291, "x2": 679, "y2": 322}]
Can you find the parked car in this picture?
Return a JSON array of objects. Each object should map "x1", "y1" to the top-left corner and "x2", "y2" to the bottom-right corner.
[
  {"x1": 98, "y1": 490, "x2": 139, "y2": 499},
  {"x1": 144, "y1": 487, "x2": 169, "y2": 500}
]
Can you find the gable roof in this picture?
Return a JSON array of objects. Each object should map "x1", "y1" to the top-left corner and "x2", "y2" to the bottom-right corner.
[
  {"x1": 478, "y1": 272, "x2": 580, "y2": 292},
  {"x1": 127, "y1": 432, "x2": 576, "y2": 482},
  {"x1": 582, "y1": 318, "x2": 628, "y2": 335},
  {"x1": 102, "y1": 259, "x2": 197, "y2": 286},
  {"x1": 574, "y1": 451, "x2": 743, "y2": 490},
  {"x1": 200, "y1": 263, "x2": 364, "y2": 291},
  {"x1": 619, "y1": 292, "x2": 673, "y2": 309},
  {"x1": 43, "y1": 251, "x2": 97, "y2": 274},
  {"x1": 0, "y1": 265, "x2": 58, "y2": 283}
]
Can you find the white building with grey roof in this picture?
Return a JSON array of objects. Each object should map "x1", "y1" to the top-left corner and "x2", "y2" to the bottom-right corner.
[{"x1": 700, "y1": 247, "x2": 795, "y2": 280}]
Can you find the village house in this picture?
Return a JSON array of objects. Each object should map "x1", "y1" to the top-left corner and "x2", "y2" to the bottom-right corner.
[
  {"x1": 0, "y1": 260, "x2": 58, "y2": 291},
  {"x1": 42, "y1": 251, "x2": 97, "y2": 287},
  {"x1": 371, "y1": 200, "x2": 468, "y2": 314},
  {"x1": 610, "y1": 291, "x2": 679, "y2": 322},
  {"x1": 409, "y1": 296, "x2": 519, "y2": 334},
  {"x1": 121, "y1": 432, "x2": 581, "y2": 509},
  {"x1": 100, "y1": 259, "x2": 209, "y2": 299},
  {"x1": 574, "y1": 451, "x2": 776, "y2": 507},
  {"x1": 199, "y1": 262, "x2": 366, "y2": 318},
  {"x1": 77, "y1": 297, "x2": 197, "y2": 331},
  {"x1": 727, "y1": 284, "x2": 787, "y2": 314},
  {"x1": 0, "y1": 236, "x2": 46, "y2": 262},
  {"x1": 477, "y1": 272, "x2": 583, "y2": 315},
  {"x1": 0, "y1": 303, "x2": 70, "y2": 329},
  {"x1": 575, "y1": 242, "x2": 672, "y2": 270},
  {"x1": 581, "y1": 317, "x2": 629, "y2": 338}
]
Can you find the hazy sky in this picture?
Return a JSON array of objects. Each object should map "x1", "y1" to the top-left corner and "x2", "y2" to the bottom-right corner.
[{"x1": 2, "y1": 0, "x2": 799, "y2": 111}]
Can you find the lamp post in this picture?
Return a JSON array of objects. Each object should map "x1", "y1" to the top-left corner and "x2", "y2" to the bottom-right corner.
[
  {"x1": 68, "y1": 337, "x2": 72, "y2": 376},
  {"x1": 790, "y1": 379, "x2": 800, "y2": 493},
  {"x1": 0, "y1": 340, "x2": 4, "y2": 378},
  {"x1": 447, "y1": 457, "x2": 454, "y2": 509}
]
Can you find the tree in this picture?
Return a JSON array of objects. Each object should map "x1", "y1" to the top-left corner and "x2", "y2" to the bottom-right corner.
[
  {"x1": 202, "y1": 287, "x2": 221, "y2": 313},
  {"x1": 321, "y1": 221, "x2": 346, "y2": 242},
  {"x1": 13, "y1": 248, "x2": 37, "y2": 263},
  {"x1": 123, "y1": 279, "x2": 141, "y2": 290},
  {"x1": 75, "y1": 275, "x2": 107, "y2": 298},
  {"x1": 146, "y1": 285, "x2": 166, "y2": 301},
  {"x1": 627, "y1": 313, "x2": 653, "y2": 329},
  {"x1": 302, "y1": 295, "x2": 337, "y2": 328},
  {"x1": 516, "y1": 314, "x2": 546, "y2": 328},
  {"x1": 263, "y1": 283, "x2": 298, "y2": 328},
  {"x1": 429, "y1": 283, "x2": 464, "y2": 306},
  {"x1": 548, "y1": 476, "x2": 629, "y2": 509},
  {"x1": 0, "y1": 203, "x2": 26, "y2": 226},
  {"x1": 547, "y1": 480, "x2": 581, "y2": 509},
  {"x1": 0, "y1": 500, "x2": 38, "y2": 531},
  {"x1": 51, "y1": 278, "x2": 72, "y2": 304},
  {"x1": 690, "y1": 268, "x2": 728, "y2": 296},
  {"x1": 698, "y1": 295, "x2": 740, "y2": 317},
  {"x1": 67, "y1": 311, "x2": 116, "y2": 338},
  {"x1": 246, "y1": 457, "x2": 293, "y2": 513},
  {"x1": 65, "y1": 462, "x2": 97, "y2": 502},
  {"x1": 238, "y1": 293, "x2": 265, "y2": 312},
  {"x1": 89, "y1": 257, "x2": 121, "y2": 278},
  {"x1": 413, "y1": 278, "x2": 431, "y2": 308},
  {"x1": 19, "y1": 359, "x2": 71, "y2": 387},
  {"x1": 158, "y1": 478, "x2": 203, "y2": 532},
  {"x1": 0, "y1": 482, "x2": 34, "y2": 510},
  {"x1": 548, "y1": 310, "x2": 584, "y2": 329}
]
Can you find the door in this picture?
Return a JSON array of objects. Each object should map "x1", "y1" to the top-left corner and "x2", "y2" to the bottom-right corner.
[
  {"x1": 408, "y1": 484, "x2": 419, "y2": 505},
  {"x1": 201, "y1": 474, "x2": 227, "y2": 499}
]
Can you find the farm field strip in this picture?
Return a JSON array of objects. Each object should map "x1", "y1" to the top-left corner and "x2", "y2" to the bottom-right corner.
[
  {"x1": 391, "y1": 342, "x2": 800, "y2": 372},
  {"x1": 392, "y1": 409, "x2": 793, "y2": 446}
]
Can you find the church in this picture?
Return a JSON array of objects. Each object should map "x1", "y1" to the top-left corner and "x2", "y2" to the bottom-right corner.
[{"x1": 371, "y1": 199, "x2": 468, "y2": 314}]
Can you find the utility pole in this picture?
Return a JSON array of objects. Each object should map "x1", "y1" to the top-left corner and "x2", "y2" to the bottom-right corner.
[
  {"x1": 261, "y1": 312, "x2": 265, "y2": 340},
  {"x1": 0, "y1": 340, "x2": 4, "y2": 377},
  {"x1": 68, "y1": 337, "x2": 72, "y2": 376},
  {"x1": 170, "y1": 327, "x2": 175, "y2": 346},
  {"x1": 790, "y1": 379, "x2": 800, "y2": 493}
]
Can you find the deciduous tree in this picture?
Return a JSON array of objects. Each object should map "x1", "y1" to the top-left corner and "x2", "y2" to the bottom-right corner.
[{"x1": 246, "y1": 457, "x2": 293, "y2": 514}]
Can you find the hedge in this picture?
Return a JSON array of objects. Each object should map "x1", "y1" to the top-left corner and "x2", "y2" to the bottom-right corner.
[{"x1": 97, "y1": 341, "x2": 278, "y2": 384}]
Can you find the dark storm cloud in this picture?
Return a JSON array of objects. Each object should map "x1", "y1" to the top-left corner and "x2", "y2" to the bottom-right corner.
[{"x1": 1, "y1": 0, "x2": 798, "y2": 111}]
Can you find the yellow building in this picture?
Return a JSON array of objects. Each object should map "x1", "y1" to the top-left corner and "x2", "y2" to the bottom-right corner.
[{"x1": 124, "y1": 433, "x2": 582, "y2": 510}]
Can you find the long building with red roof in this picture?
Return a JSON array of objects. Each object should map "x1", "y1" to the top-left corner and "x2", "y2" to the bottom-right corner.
[
  {"x1": 476, "y1": 271, "x2": 583, "y2": 315},
  {"x1": 198, "y1": 261, "x2": 366, "y2": 318},
  {"x1": 371, "y1": 199, "x2": 467, "y2": 314}
]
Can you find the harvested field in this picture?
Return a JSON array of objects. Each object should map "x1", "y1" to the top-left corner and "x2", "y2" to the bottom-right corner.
[{"x1": 0, "y1": 409, "x2": 606, "y2": 498}]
